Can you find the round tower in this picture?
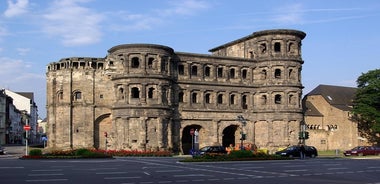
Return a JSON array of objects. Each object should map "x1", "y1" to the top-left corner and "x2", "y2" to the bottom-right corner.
[{"x1": 106, "y1": 44, "x2": 176, "y2": 151}]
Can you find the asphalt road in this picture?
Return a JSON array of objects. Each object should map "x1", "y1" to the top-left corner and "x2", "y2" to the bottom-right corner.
[{"x1": 1, "y1": 156, "x2": 380, "y2": 184}]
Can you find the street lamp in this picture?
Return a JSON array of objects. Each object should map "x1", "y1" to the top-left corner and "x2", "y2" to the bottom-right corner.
[{"x1": 237, "y1": 115, "x2": 247, "y2": 150}]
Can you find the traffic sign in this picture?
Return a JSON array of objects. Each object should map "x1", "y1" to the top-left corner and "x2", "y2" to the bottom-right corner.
[{"x1": 24, "y1": 125, "x2": 31, "y2": 131}]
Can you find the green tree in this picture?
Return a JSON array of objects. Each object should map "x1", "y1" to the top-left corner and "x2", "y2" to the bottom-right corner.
[{"x1": 352, "y1": 69, "x2": 380, "y2": 144}]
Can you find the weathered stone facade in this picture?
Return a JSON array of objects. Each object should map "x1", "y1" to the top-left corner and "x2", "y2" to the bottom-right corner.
[
  {"x1": 303, "y1": 85, "x2": 367, "y2": 151},
  {"x1": 46, "y1": 29, "x2": 306, "y2": 154}
]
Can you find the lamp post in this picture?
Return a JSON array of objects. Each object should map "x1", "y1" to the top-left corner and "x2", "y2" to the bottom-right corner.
[{"x1": 237, "y1": 115, "x2": 247, "y2": 150}]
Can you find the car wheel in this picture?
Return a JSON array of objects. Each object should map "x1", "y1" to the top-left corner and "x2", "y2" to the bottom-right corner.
[
  {"x1": 288, "y1": 155, "x2": 293, "y2": 158},
  {"x1": 311, "y1": 154, "x2": 316, "y2": 158}
]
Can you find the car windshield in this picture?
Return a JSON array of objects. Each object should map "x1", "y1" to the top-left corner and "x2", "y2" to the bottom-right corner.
[
  {"x1": 199, "y1": 147, "x2": 210, "y2": 151},
  {"x1": 286, "y1": 146, "x2": 297, "y2": 151}
]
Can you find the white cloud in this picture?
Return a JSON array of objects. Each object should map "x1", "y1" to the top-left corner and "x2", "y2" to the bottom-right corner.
[
  {"x1": 42, "y1": 0, "x2": 104, "y2": 46},
  {"x1": 3, "y1": 0, "x2": 29, "y2": 18},
  {"x1": 161, "y1": 0, "x2": 210, "y2": 16},
  {"x1": 16, "y1": 48, "x2": 30, "y2": 55},
  {"x1": 272, "y1": 3, "x2": 304, "y2": 25}
]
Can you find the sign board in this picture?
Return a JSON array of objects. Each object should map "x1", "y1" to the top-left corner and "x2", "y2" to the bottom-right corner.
[
  {"x1": 190, "y1": 128, "x2": 194, "y2": 135},
  {"x1": 24, "y1": 125, "x2": 31, "y2": 131}
]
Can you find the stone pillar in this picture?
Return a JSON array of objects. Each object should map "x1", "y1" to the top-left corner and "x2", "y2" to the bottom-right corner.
[{"x1": 141, "y1": 83, "x2": 147, "y2": 104}]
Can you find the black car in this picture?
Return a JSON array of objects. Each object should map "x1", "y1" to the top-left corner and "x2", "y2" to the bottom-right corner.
[
  {"x1": 0, "y1": 146, "x2": 5, "y2": 155},
  {"x1": 197, "y1": 146, "x2": 227, "y2": 155},
  {"x1": 275, "y1": 145, "x2": 318, "y2": 158}
]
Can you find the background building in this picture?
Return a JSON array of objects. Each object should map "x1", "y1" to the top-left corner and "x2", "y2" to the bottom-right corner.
[
  {"x1": 302, "y1": 84, "x2": 366, "y2": 151},
  {"x1": 0, "y1": 89, "x2": 39, "y2": 145},
  {"x1": 46, "y1": 29, "x2": 306, "y2": 154}
]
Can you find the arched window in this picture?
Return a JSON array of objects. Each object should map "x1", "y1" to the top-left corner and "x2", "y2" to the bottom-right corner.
[
  {"x1": 205, "y1": 93, "x2": 211, "y2": 104},
  {"x1": 242, "y1": 69, "x2": 247, "y2": 79},
  {"x1": 178, "y1": 92, "x2": 184, "y2": 103},
  {"x1": 275, "y1": 94, "x2": 282, "y2": 104},
  {"x1": 204, "y1": 66, "x2": 211, "y2": 77},
  {"x1": 73, "y1": 91, "x2": 82, "y2": 101},
  {"x1": 217, "y1": 67, "x2": 223, "y2": 78},
  {"x1": 131, "y1": 87, "x2": 140, "y2": 98},
  {"x1": 261, "y1": 70, "x2": 267, "y2": 79},
  {"x1": 242, "y1": 95, "x2": 247, "y2": 109},
  {"x1": 261, "y1": 95, "x2": 267, "y2": 105},
  {"x1": 119, "y1": 88, "x2": 124, "y2": 100},
  {"x1": 178, "y1": 64, "x2": 184, "y2": 75},
  {"x1": 57, "y1": 91, "x2": 63, "y2": 101},
  {"x1": 230, "y1": 68, "x2": 235, "y2": 78},
  {"x1": 131, "y1": 57, "x2": 139, "y2": 68},
  {"x1": 191, "y1": 65, "x2": 198, "y2": 76},
  {"x1": 275, "y1": 69, "x2": 281, "y2": 79},
  {"x1": 192, "y1": 92, "x2": 198, "y2": 103},
  {"x1": 148, "y1": 87, "x2": 154, "y2": 99},
  {"x1": 274, "y1": 42, "x2": 281, "y2": 52},
  {"x1": 217, "y1": 94, "x2": 223, "y2": 104},
  {"x1": 148, "y1": 57, "x2": 154, "y2": 68},
  {"x1": 230, "y1": 94, "x2": 235, "y2": 105}
]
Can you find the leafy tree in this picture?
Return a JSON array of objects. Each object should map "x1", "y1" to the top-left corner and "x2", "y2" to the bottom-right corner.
[{"x1": 352, "y1": 69, "x2": 380, "y2": 144}]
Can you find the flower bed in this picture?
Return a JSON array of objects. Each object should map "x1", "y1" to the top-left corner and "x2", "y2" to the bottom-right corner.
[{"x1": 20, "y1": 148, "x2": 172, "y2": 159}]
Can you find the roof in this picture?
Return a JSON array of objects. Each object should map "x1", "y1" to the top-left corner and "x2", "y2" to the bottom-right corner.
[
  {"x1": 16, "y1": 92, "x2": 34, "y2": 100},
  {"x1": 305, "y1": 84, "x2": 357, "y2": 111},
  {"x1": 304, "y1": 101, "x2": 323, "y2": 116}
]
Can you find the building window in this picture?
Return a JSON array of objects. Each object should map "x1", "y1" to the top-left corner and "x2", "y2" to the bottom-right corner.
[
  {"x1": 57, "y1": 91, "x2": 63, "y2": 100},
  {"x1": 192, "y1": 93, "x2": 198, "y2": 103},
  {"x1": 148, "y1": 87, "x2": 154, "y2": 99},
  {"x1": 131, "y1": 57, "x2": 139, "y2": 68},
  {"x1": 230, "y1": 94, "x2": 235, "y2": 105},
  {"x1": 261, "y1": 95, "x2": 267, "y2": 105},
  {"x1": 229, "y1": 68, "x2": 235, "y2": 78},
  {"x1": 274, "y1": 42, "x2": 281, "y2": 52},
  {"x1": 275, "y1": 94, "x2": 282, "y2": 104},
  {"x1": 118, "y1": 88, "x2": 124, "y2": 100},
  {"x1": 242, "y1": 69, "x2": 247, "y2": 79},
  {"x1": 191, "y1": 65, "x2": 198, "y2": 76},
  {"x1": 73, "y1": 91, "x2": 82, "y2": 101},
  {"x1": 205, "y1": 66, "x2": 211, "y2": 77},
  {"x1": 261, "y1": 70, "x2": 267, "y2": 79},
  {"x1": 217, "y1": 67, "x2": 223, "y2": 78},
  {"x1": 178, "y1": 92, "x2": 184, "y2": 103},
  {"x1": 217, "y1": 94, "x2": 223, "y2": 104},
  {"x1": 242, "y1": 95, "x2": 247, "y2": 109},
  {"x1": 178, "y1": 64, "x2": 184, "y2": 75},
  {"x1": 205, "y1": 93, "x2": 211, "y2": 104},
  {"x1": 275, "y1": 69, "x2": 281, "y2": 79},
  {"x1": 131, "y1": 87, "x2": 140, "y2": 98},
  {"x1": 148, "y1": 57, "x2": 154, "y2": 68}
]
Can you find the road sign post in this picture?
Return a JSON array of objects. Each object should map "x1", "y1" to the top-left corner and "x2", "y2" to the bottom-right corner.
[{"x1": 23, "y1": 125, "x2": 30, "y2": 156}]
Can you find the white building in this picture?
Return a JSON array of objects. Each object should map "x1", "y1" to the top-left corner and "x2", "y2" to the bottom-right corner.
[{"x1": 4, "y1": 90, "x2": 39, "y2": 143}]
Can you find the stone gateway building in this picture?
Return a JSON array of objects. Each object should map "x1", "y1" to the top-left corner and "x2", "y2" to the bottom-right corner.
[{"x1": 46, "y1": 29, "x2": 306, "y2": 154}]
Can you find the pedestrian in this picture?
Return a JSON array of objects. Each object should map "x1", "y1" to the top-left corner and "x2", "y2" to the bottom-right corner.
[{"x1": 300, "y1": 144, "x2": 306, "y2": 159}]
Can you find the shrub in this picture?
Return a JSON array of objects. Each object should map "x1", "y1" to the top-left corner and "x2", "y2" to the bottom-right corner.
[
  {"x1": 75, "y1": 148, "x2": 91, "y2": 156},
  {"x1": 229, "y1": 150, "x2": 254, "y2": 158},
  {"x1": 29, "y1": 149, "x2": 43, "y2": 156}
]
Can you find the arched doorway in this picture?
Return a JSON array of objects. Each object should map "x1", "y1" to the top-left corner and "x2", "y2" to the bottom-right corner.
[
  {"x1": 94, "y1": 114, "x2": 111, "y2": 149},
  {"x1": 181, "y1": 125, "x2": 201, "y2": 155},
  {"x1": 222, "y1": 125, "x2": 239, "y2": 147}
]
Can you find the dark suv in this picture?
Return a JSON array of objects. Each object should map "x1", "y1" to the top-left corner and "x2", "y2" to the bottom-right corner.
[
  {"x1": 275, "y1": 145, "x2": 318, "y2": 158},
  {"x1": 197, "y1": 146, "x2": 227, "y2": 155}
]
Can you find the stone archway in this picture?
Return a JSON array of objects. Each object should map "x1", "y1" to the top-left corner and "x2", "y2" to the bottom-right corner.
[
  {"x1": 181, "y1": 125, "x2": 201, "y2": 155},
  {"x1": 94, "y1": 114, "x2": 111, "y2": 149},
  {"x1": 222, "y1": 125, "x2": 239, "y2": 148}
]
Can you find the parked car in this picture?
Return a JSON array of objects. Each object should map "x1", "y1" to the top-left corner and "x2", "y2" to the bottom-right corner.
[
  {"x1": 275, "y1": 145, "x2": 318, "y2": 158},
  {"x1": 343, "y1": 146, "x2": 380, "y2": 156},
  {"x1": 197, "y1": 146, "x2": 227, "y2": 155},
  {"x1": 0, "y1": 146, "x2": 5, "y2": 155}
]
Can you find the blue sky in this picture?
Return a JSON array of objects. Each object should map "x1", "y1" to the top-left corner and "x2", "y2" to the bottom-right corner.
[{"x1": 1, "y1": 0, "x2": 379, "y2": 118}]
